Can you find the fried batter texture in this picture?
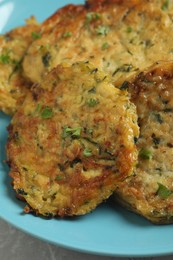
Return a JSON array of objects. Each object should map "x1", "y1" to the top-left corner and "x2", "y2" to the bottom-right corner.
[
  {"x1": 115, "y1": 61, "x2": 173, "y2": 224},
  {"x1": 0, "y1": 17, "x2": 39, "y2": 115},
  {"x1": 0, "y1": 4, "x2": 84, "y2": 115},
  {"x1": 23, "y1": 0, "x2": 173, "y2": 86},
  {"x1": 7, "y1": 62, "x2": 139, "y2": 217}
]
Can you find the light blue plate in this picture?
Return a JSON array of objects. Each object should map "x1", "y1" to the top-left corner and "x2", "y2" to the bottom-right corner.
[{"x1": 0, "y1": 1, "x2": 173, "y2": 257}]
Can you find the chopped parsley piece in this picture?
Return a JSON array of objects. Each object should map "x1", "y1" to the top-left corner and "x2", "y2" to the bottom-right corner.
[
  {"x1": 157, "y1": 183, "x2": 172, "y2": 199},
  {"x1": 161, "y1": 0, "x2": 169, "y2": 11},
  {"x1": 152, "y1": 133, "x2": 160, "y2": 146},
  {"x1": 87, "y1": 98, "x2": 99, "y2": 107},
  {"x1": 126, "y1": 26, "x2": 132, "y2": 33},
  {"x1": 88, "y1": 87, "x2": 96, "y2": 93},
  {"x1": 101, "y1": 42, "x2": 110, "y2": 50},
  {"x1": 62, "y1": 126, "x2": 82, "y2": 139},
  {"x1": 17, "y1": 188, "x2": 27, "y2": 196},
  {"x1": 31, "y1": 31, "x2": 41, "y2": 40},
  {"x1": 88, "y1": 128, "x2": 93, "y2": 135},
  {"x1": 144, "y1": 39, "x2": 154, "y2": 48},
  {"x1": 120, "y1": 81, "x2": 129, "y2": 90},
  {"x1": 96, "y1": 25, "x2": 110, "y2": 36},
  {"x1": 163, "y1": 108, "x2": 173, "y2": 112},
  {"x1": 42, "y1": 52, "x2": 51, "y2": 67},
  {"x1": 154, "y1": 113, "x2": 163, "y2": 124},
  {"x1": 139, "y1": 148, "x2": 152, "y2": 160},
  {"x1": 55, "y1": 175, "x2": 63, "y2": 181},
  {"x1": 83, "y1": 147, "x2": 92, "y2": 157},
  {"x1": 86, "y1": 12, "x2": 101, "y2": 22},
  {"x1": 41, "y1": 106, "x2": 53, "y2": 119},
  {"x1": 112, "y1": 64, "x2": 134, "y2": 76},
  {"x1": 63, "y1": 32, "x2": 73, "y2": 38},
  {"x1": 35, "y1": 103, "x2": 42, "y2": 113},
  {"x1": 0, "y1": 52, "x2": 11, "y2": 64}
]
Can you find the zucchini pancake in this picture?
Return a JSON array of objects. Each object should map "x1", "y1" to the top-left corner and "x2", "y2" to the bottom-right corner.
[
  {"x1": 0, "y1": 4, "x2": 84, "y2": 115},
  {"x1": 23, "y1": 0, "x2": 173, "y2": 86},
  {"x1": 115, "y1": 61, "x2": 173, "y2": 224},
  {"x1": 1, "y1": 0, "x2": 173, "y2": 114},
  {"x1": 0, "y1": 17, "x2": 39, "y2": 115},
  {"x1": 7, "y1": 62, "x2": 139, "y2": 217}
]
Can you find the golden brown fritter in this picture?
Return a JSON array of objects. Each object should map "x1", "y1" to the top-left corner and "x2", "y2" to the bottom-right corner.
[
  {"x1": 7, "y1": 62, "x2": 139, "y2": 217},
  {"x1": 115, "y1": 61, "x2": 173, "y2": 224},
  {"x1": 0, "y1": 4, "x2": 84, "y2": 115},
  {"x1": 0, "y1": 17, "x2": 39, "y2": 115},
  {"x1": 23, "y1": 0, "x2": 173, "y2": 86}
]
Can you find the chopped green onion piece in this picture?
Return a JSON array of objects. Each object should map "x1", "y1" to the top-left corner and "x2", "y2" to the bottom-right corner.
[
  {"x1": 41, "y1": 106, "x2": 53, "y2": 119},
  {"x1": 139, "y1": 148, "x2": 152, "y2": 160},
  {"x1": 157, "y1": 183, "x2": 172, "y2": 199}
]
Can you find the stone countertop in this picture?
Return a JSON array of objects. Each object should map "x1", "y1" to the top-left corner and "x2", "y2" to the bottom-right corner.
[{"x1": 0, "y1": 218, "x2": 172, "y2": 260}]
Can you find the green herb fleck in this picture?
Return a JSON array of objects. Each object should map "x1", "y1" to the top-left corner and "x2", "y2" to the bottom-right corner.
[
  {"x1": 35, "y1": 103, "x2": 42, "y2": 113},
  {"x1": 83, "y1": 147, "x2": 92, "y2": 157},
  {"x1": 134, "y1": 137, "x2": 138, "y2": 144},
  {"x1": 139, "y1": 148, "x2": 152, "y2": 160},
  {"x1": 63, "y1": 32, "x2": 73, "y2": 38},
  {"x1": 88, "y1": 87, "x2": 96, "y2": 93},
  {"x1": 161, "y1": 0, "x2": 169, "y2": 11},
  {"x1": 144, "y1": 39, "x2": 154, "y2": 48},
  {"x1": 112, "y1": 64, "x2": 134, "y2": 76},
  {"x1": 101, "y1": 42, "x2": 110, "y2": 50},
  {"x1": 154, "y1": 113, "x2": 163, "y2": 124},
  {"x1": 42, "y1": 52, "x2": 51, "y2": 67},
  {"x1": 163, "y1": 108, "x2": 173, "y2": 113},
  {"x1": 120, "y1": 81, "x2": 129, "y2": 90},
  {"x1": 41, "y1": 106, "x2": 53, "y2": 119},
  {"x1": 17, "y1": 188, "x2": 27, "y2": 196},
  {"x1": 31, "y1": 31, "x2": 41, "y2": 40},
  {"x1": 157, "y1": 183, "x2": 172, "y2": 199},
  {"x1": 87, "y1": 98, "x2": 99, "y2": 107},
  {"x1": 126, "y1": 26, "x2": 132, "y2": 33},
  {"x1": 55, "y1": 175, "x2": 63, "y2": 181},
  {"x1": 88, "y1": 128, "x2": 93, "y2": 135},
  {"x1": 96, "y1": 25, "x2": 110, "y2": 36},
  {"x1": 62, "y1": 126, "x2": 82, "y2": 139},
  {"x1": 0, "y1": 52, "x2": 11, "y2": 64},
  {"x1": 152, "y1": 134, "x2": 160, "y2": 146},
  {"x1": 86, "y1": 12, "x2": 101, "y2": 22}
]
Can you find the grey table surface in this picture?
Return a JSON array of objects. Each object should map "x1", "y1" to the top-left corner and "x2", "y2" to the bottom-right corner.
[{"x1": 0, "y1": 218, "x2": 172, "y2": 260}]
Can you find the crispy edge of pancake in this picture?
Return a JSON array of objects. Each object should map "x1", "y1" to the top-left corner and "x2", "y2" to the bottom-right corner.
[{"x1": 6, "y1": 62, "x2": 139, "y2": 217}]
